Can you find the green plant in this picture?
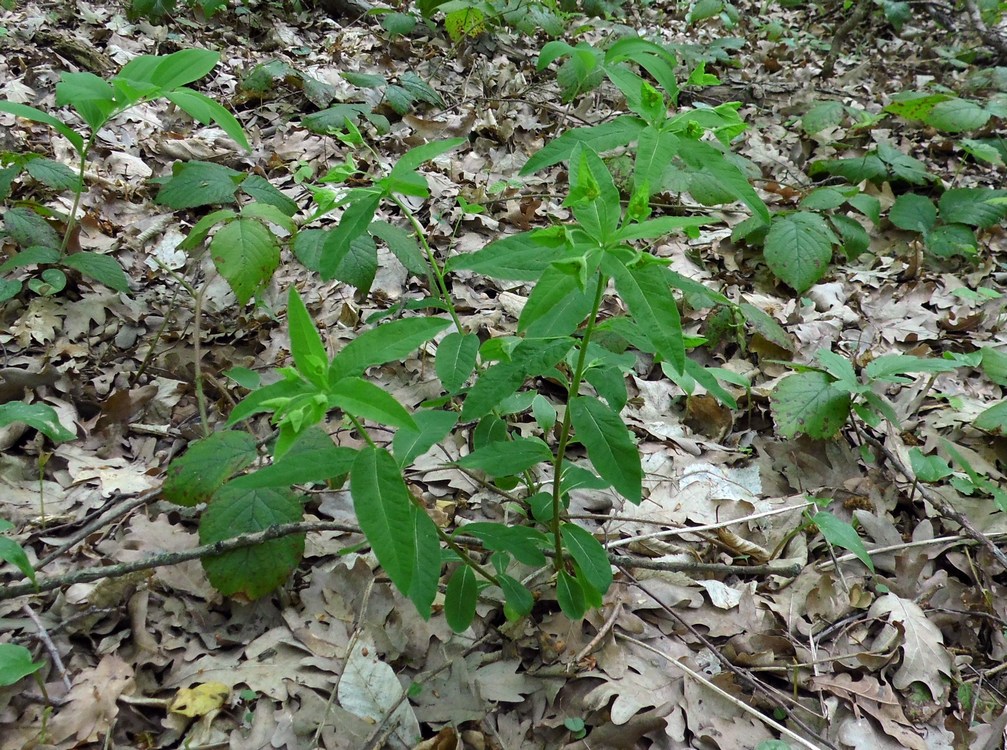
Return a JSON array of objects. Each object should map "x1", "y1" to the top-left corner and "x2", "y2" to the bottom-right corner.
[
  {"x1": 0, "y1": 518, "x2": 37, "y2": 586},
  {"x1": 0, "y1": 643, "x2": 44, "y2": 688},
  {"x1": 416, "y1": 0, "x2": 568, "y2": 40},
  {"x1": 770, "y1": 349, "x2": 960, "y2": 440},
  {"x1": 0, "y1": 49, "x2": 250, "y2": 302},
  {"x1": 888, "y1": 188, "x2": 1007, "y2": 259}
]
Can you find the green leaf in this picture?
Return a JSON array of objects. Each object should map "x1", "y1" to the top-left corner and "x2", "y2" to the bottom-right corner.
[
  {"x1": 863, "y1": 354, "x2": 959, "y2": 382},
  {"x1": 556, "y1": 570, "x2": 587, "y2": 620},
  {"x1": 458, "y1": 437, "x2": 552, "y2": 476},
  {"x1": 889, "y1": 193, "x2": 937, "y2": 232},
  {"x1": 566, "y1": 145, "x2": 621, "y2": 242},
  {"x1": 199, "y1": 485, "x2": 305, "y2": 599},
  {"x1": 939, "y1": 188, "x2": 1007, "y2": 228},
  {"x1": 163, "y1": 88, "x2": 250, "y2": 152},
  {"x1": 368, "y1": 220, "x2": 427, "y2": 276},
  {"x1": 4, "y1": 207, "x2": 60, "y2": 251},
  {"x1": 61, "y1": 252, "x2": 130, "y2": 293},
  {"x1": 227, "y1": 376, "x2": 313, "y2": 425},
  {"x1": 0, "y1": 644, "x2": 44, "y2": 687},
  {"x1": 388, "y1": 138, "x2": 465, "y2": 182},
  {"x1": 55, "y1": 72, "x2": 117, "y2": 131},
  {"x1": 0, "y1": 534, "x2": 36, "y2": 584},
  {"x1": 241, "y1": 175, "x2": 298, "y2": 216},
  {"x1": 351, "y1": 447, "x2": 421, "y2": 597},
  {"x1": 229, "y1": 427, "x2": 357, "y2": 488},
  {"x1": 561, "y1": 522, "x2": 612, "y2": 595},
  {"x1": 771, "y1": 371, "x2": 852, "y2": 439},
  {"x1": 154, "y1": 52, "x2": 222, "y2": 91},
  {"x1": 287, "y1": 288, "x2": 327, "y2": 389},
  {"x1": 155, "y1": 161, "x2": 243, "y2": 209},
  {"x1": 877, "y1": 142, "x2": 931, "y2": 185},
  {"x1": 925, "y1": 223, "x2": 976, "y2": 258},
  {"x1": 763, "y1": 212, "x2": 835, "y2": 293},
  {"x1": 393, "y1": 409, "x2": 458, "y2": 466},
  {"x1": 924, "y1": 98, "x2": 990, "y2": 132},
  {"x1": 908, "y1": 447, "x2": 953, "y2": 482},
  {"x1": 678, "y1": 139, "x2": 770, "y2": 224},
  {"x1": 497, "y1": 573, "x2": 534, "y2": 618},
  {"x1": 519, "y1": 267, "x2": 596, "y2": 338},
  {"x1": 0, "y1": 101, "x2": 85, "y2": 153},
  {"x1": 0, "y1": 401, "x2": 75, "y2": 442},
  {"x1": 461, "y1": 338, "x2": 574, "y2": 420},
  {"x1": 406, "y1": 501, "x2": 440, "y2": 617},
  {"x1": 436, "y1": 331, "x2": 479, "y2": 393},
  {"x1": 739, "y1": 302, "x2": 793, "y2": 352},
  {"x1": 809, "y1": 154, "x2": 887, "y2": 183},
  {"x1": 210, "y1": 218, "x2": 280, "y2": 305},
  {"x1": 521, "y1": 116, "x2": 646, "y2": 175},
  {"x1": 163, "y1": 431, "x2": 258, "y2": 507},
  {"x1": 328, "y1": 376, "x2": 416, "y2": 429},
  {"x1": 462, "y1": 523, "x2": 549, "y2": 567},
  {"x1": 611, "y1": 261, "x2": 686, "y2": 372},
  {"x1": 809, "y1": 511, "x2": 874, "y2": 573},
  {"x1": 319, "y1": 193, "x2": 381, "y2": 281},
  {"x1": 975, "y1": 400, "x2": 1007, "y2": 434},
  {"x1": 25, "y1": 158, "x2": 80, "y2": 191},
  {"x1": 616, "y1": 215, "x2": 709, "y2": 241},
  {"x1": 329, "y1": 317, "x2": 451, "y2": 382},
  {"x1": 569, "y1": 396, "x2": 642, "y2": 504},
  {"x1": 830, "y1": 213, "x2": 871, "y2": 258},
  {"x1": 446, "y1": 230, "x2": 567, "y2": 281},
  {"x1": 801, "y1": 100, "x2": 845, "y2": 134},
  {"x1": 444, "y1": 564, "x2": 478, "y2": 631}
]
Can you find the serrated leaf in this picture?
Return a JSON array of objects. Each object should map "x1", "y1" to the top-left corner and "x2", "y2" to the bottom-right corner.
[
  {"x1": 436, "y1": 331, "x2": 479, "y2": 393},
  {"x1": 163, "y1": 431, "x2": 258, "y2": 507},
  {"x1": 889, "y1": 193, "x2": 937, "y2": 232},
  {"x1": 925, "y1": 223, "x2": 976, "y2": 258},
  {"x1": 939, "y1": 188, "x2": 1007, "y2": 228},
  {"x1": 561, "y1": 522, "x2": 612, "y2": 594},
  {"x1": 241, "y1": 175, "x2": 298, "y2": 216},
  {"x1": 198, "y1": 485, "x2": 305, "y2": 599},
  {"x1": 210, "y1": 218, "x2": 279, "y2": 304},
  {"x1": 771, "y1": 371, "x2": 852, "y2": 439},
  {"x1": 763, "y1": 212, "x2": 835, "y2": 293},
  {"x1": 62, "y1": 252, "x2": 130, "y2": 292},
  {"x1": 925, "y1": 98, "x2": 990, "y2": 132},
  {"x1": 445, "y1": 564, "x2": 478, "y2": 631},
  {"x1": 155, "y1": 160, "x2": 243, "y2": 209},
  {"x1": 877, "y1": 142, "x2": 930, "y2": 185},
  {"x1": 319, "y1": 193, "x2": 381, "y2": 281},
  {"x1": 569, "y1": 396, "x2": 641, "y2": 504},
  {"x1": 4, "y1": 207, "x2": 60, "y2": 251},
  {"x1": 25, "y1": 158, "x2": 79, "y2": 191},
  {"x1": 457, "y1": 437, "x2": 552, "y2": 476},
  {"x1": 810, "y1": 511, "x2": 874, "y2": 572}
]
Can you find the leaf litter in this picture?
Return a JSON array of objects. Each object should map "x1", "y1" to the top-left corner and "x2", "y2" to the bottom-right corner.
[{"x1": 0, "y1": 0, "x2": 1006, "y2": 748}]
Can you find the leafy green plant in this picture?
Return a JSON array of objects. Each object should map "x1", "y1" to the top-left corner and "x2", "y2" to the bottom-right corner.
[
  {"x1": 0, "y1": 49, "x2": 249, "y2": 302},
  {"x1": 0, "y1": 518, "x2": 37, "y2": 586},
  {"x1": 770, "y1": 349, "x2": 960, "y2": 440},
  {"x1": 416, "y1": 0, "x2": 567, "y2": 40},
  {"x1": 888, "y1": 188, "x2": 1007, "y2": 259},
  {"x1": 0, "y1": 643, "x2": 44, "y2": 688},
  {"x1": 0, "y1": 402, "x2": 75, "y2": 445}
]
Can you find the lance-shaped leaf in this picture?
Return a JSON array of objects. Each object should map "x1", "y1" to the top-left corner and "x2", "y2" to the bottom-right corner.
[{"x1": 569, "y1": 396, "x2": 642, "y2": 504}]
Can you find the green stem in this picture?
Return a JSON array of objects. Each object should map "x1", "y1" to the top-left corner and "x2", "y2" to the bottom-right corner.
[
  {"x1": 549, "y1": 272, "x2": 608, "y2": 570},
  {"x1": 60, "y1": 137, "x2": 94, "y2": 256},
  {"x1": 433, "y1": 524, "x2": 501, "y2": 587},
  {"x1": 389, "y1": 195, "x2": 463, "y2": 334},
  {"x1": 347, "y1": 414, "x2": 378, "y2": 449}
]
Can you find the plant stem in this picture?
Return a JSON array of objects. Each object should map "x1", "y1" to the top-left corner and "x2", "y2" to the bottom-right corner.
[
  {"x1": 59, "y1": 136, "x2": 94, "y2": 255},
  {"x1": 549, "y1": 272, "x2": 607, "y2": 570},
  {"x1": 389, "y1": 195, "x2": 463, "y2": 333}
]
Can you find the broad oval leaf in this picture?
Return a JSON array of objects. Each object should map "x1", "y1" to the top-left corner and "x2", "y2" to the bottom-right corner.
[
  {"x1": 561, "y1": 522, "x2": 612, "y2": 595},
  {"x1": 457, "y1": 437, "x2": 552, "y2": 477},
  {"x1": 210, "y1": 218, "x2": 280, "y2": 304},
  {"x1": 436, "y1": 331, "x2": 479, "y2": 393},
  {"x1": 199, "y1": 485, "x2": 305, "y2": 600},
  {"x1": 771, "y1": 371, "x2": 852, "y2": 439},
  {"x1": 163, "y1": 430, "x2": 258, "y2": 507},
  {"x1": 763, "y1": 212, "x2": 835, "y2": 293}
]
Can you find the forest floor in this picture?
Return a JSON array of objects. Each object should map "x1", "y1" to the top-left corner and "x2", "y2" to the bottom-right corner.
[{"x1": 1, "y1": 0, "x2": 1007, "y2": 748}]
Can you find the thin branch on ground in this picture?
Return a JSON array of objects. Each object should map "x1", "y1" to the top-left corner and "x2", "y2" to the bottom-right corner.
[{"x1": 22, "y1": 603, "x2": 72, "y2": 692}]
